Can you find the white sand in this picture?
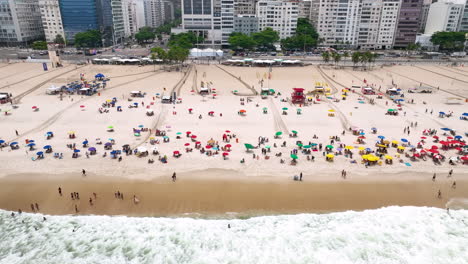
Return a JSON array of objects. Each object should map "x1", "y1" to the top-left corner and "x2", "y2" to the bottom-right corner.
[{"x1": 0, "y1": 62, "x2": 467, "y2": 181}]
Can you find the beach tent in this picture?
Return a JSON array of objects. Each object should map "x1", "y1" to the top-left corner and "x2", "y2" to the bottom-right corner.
[{"x1": 46, "y1": 85, "x2": 61, "y2": 95}]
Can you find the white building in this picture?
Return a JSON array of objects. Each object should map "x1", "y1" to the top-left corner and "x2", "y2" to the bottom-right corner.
[
  {"x1": 0, "y1": 0, "x2": 44, "y2": 46},
  {"x1": 256, "y1": 0, "x2": 298, "y2": 39},
  {"x1": 38, "y1": 0, "x2": 64, "y2": 43},
  {"x1": 298, "y1": 0, "x2": 311, "y2": 19},
  {"x1": 317, "y1": 0, "x2": 361, "y2": 47},
  {"x1": 376, "y1": 0, "x2": 400, "y2": 49},
  {"x1": 122, "y1": 0, "x2": 140, "y2": 37},
  {"x1": 424, "y1": 1, "x2": 464, "y2": 35},
  {"x1": 234, "y1": 0, "x2": 257, "y2": 15},
  {"x1": 144, "y1": 0, "x2": 165, "y2": 28}
]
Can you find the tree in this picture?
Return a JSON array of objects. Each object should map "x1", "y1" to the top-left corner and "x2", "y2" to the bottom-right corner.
[
  {"x1": 168, "y1": 46, "x2": 189, "y2": 63},
  {"x1": 74, "y1": 30, "x2": 102, "y2": 48},
  {"x1": 135, "y1": 27, "x2": 155, "y2": 44},
  {"x1": 150, "y1": 47, "x2": 168, "y2": 62},
  {"x1": 32, "y1": 41, "x2": 47, "y2": 50},
  {"x1": 168, "y1": 32, "x2": 203, "y2": 49},
  {"x1": 228, "y1": 32, "x2": 256, "y2": 51},
  {"x1": 252, "y1": 28, "x2": 279, "y2": 50},
  {"x1": 54, "y1": 34, "x2": 65, "y2": 45},
  {"x1": 332, "y1": 52, "x2": 341, "y2": 67},
  {"x1": 351, "y1": 52, "x2": 361, "y2": 68},
  {"x1": 321, "y1": 52, "x2": 330, "y2": 64},
  {"x1": 281, "y1": 18, "x2": 319, "y2": 51},
  {"x1": 343, "y1": 51, "x2": 349, "y2": 66},
  {"x1": 430, "y1": 31, "x2": 466, "y2": 51}
]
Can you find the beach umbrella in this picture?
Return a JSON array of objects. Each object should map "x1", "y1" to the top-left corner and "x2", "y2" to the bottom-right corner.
[
  {"x1": 297, "y1": 108, "x2": 302, "y2": 112},
  {"x1": 292, "y1": 130, "x2": 298, "y2": 134},
  {"x1": 290, "y1": 154, "x2": 298, "y2": 160},
  {"x1": 275, "y1": 131, "x2": 282, "y2": 136},
  {"x1": 377, "y1": 135, "x2": 385, "y2": 139},
  {"x1": 455, "y1": 135, "x2": 462, "y2": 139},
  {"x1": 328, "y1": 109, "x2": 335, "y2": 112},
  {"x1": 137, "y1": 147, "x2": 147, "y2": 152},
  {"x1": 365, "y1": 148, "x2": 372, "y2": 152},
  {"x1": 262, "y1": 107, "x2": 268, "y2": 111},
  {"x1": 326, "y1": 145, "x2": 334, "y2": 149},
  {"x1": 233, "y1": 90, "x2": 238, "y2": 93},
  {"x1": 397, "y1": 146, "x2": 405, "y2": 150},
  {"x1": 239, "y1": 109, "x2": 246, "y2": 113},
  {"x1": 384, "y1": 155, "x2": 393, "y2": 160},
  {"x1": 138, "y1": 125, "x2": 144, "y2": 128},
  {"x1": 176, "y1": 132, "x2": 182, "y2": 135},
  {"x1": 68, "y1": 131, "x2": 75, "y2": 134},
  {"x1": 265, "y1": 146, "x2": 271, "y2": 149},
  {"x1": 222, "y1": 152, "x2": 229, "y2": 156},
  {"x1": 282, "y1": 107, "x2": 288, "y2": 111},
  {"x1": 401, "y1": 138, "x2": 408, "y2": 143},
  {"x1": 163, "y1": 136, "x2": 169, "y2": 139},
  {"x1": 205, "y1": 145, "x2": 212, "y2": 149},
  {"x1": 225, "y1": 130, "x2": 231, "y2": 133},
  {"x1": 82, "y1": 140, "x2": 88, "y2": 145},
  {"x1": 184, "y1": 143, "x2": 190, "y2": 146},
  {"x1": 297, "y1": 143, "x2": 303, "y2": 147},
  {"x1": 36, "y1": 151, "x2": 43, "y2": 156},
  {"x1": 10, "y1": 142, "x2": 18, "y2": 146},
  {"x1": 311, "y1": 143, "x2": 318, "y2": 146},
  {"x1": 88, "y1": 147, "x2": 96, "y2": 151},
  {"x1": 191, "y1": 135, "x2": 197, "y2": 139},
  {"x1": 0, "y1": 140, "x2": 4, "y2": 144},
  {"x1": 441, "y1": 128, "x2": 452, "y2": 131},
  {"x1": 345, "y1": 146, "x2": 354, "y2": 150},
  {"x1": 27, "y1": 143, "x2": 36, "y2": 147},
  {"x1": 80, "y1": 105, "x2": 85, "y2": 108},
  {"x1": 358, "y1": 146, "x2": 365, "y2": 151},
  {"x1": 46, "y1": 131, "x2": 53, "y2": 135},
  {"x1": 244, "y1": 143, "x2": 254, "y2": 150},
  {"x1": 186, "y1": 131, "x2": 191, "y2": 134},
  {"x1": 32, "y1": 106, "x2": 37, "y2": 109},
  {"x1": 105, "y1": 142, "x2": 112, "y2": 146},
  {"x1": 225, "y1": 144, "x2": 232, "y2": 148},
  {"x1": 74, "y1": 149, "x2": 80, "y2": 153},
  {"x1": 43, "y1": 145, "x2": 51, "y2": 149},
  {"x1": 326, "y1": 154, "x2": 334, "y2": 158},
  {"x1": 173, "y1": 151, "x2": 180, "y2": 155},
  {"x1": 303, "y1": 145, "x2": 311, "y2": 149},
  {"x1": 358, "y1": 136, "x2": 366, "y2": 139},
  {"x1": 107, "y1": 126, "x2": 114, "y2": 129}
]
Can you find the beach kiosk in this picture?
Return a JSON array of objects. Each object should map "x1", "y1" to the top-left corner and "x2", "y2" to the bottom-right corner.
[
  {"x1": 161, "y1": 95, "x2": 172, "y2": 104},
  {"x1": 130, "y1": 91, "x2": 144, "y2": 98},
  {"x1": 314, "y1": 85, "x2": 325, "y2": 93},
  {"x1": 0, "y1": 93, "x2": 11, "y2": 104},
  {"x1": 386, "y1": 87, "x2": 399, "y2": 95},
  {"x1": 291, "y1": 88, "x2": 305, "y2": 104},
  {"x1": 78, "y1": 88, "x2": 92, "y2": 96}
]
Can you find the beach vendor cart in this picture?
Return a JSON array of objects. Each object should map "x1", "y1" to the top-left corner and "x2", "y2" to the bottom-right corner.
[
  {"x1": 130, "y1": 91, "x2": 144, "y2": 97},
  {"x1": 200, "y1": 87, "x2": 210, "y2": 95}
]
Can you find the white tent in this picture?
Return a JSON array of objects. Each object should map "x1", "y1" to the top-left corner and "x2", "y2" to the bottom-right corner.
[{"x1": 190, "y1": 48, "x2": 219, "y2": 57}]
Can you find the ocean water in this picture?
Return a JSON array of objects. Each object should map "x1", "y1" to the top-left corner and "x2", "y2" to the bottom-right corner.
[{"x1": 0, "y1": 207, "x2": 467, "y2": 264}]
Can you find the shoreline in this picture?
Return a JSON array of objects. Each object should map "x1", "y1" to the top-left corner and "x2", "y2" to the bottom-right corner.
[{"x1": 0, "y1": 171, "x2": 466, "y2": 217}]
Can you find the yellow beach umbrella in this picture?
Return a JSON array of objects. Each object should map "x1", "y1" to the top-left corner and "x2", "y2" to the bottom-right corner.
[
  {"x1": 391, "y1": 140, "x2": 399, "y2": 144},
  {"x1": 397, "y1": 146, "x2": 405, "y2": 150},
  {"x1": 345, "y1": 146, "x2": 354, "y2": 150},
  {"x1": 328, "y1": 109, "x2": 335, "y2": 112},
  {"x1": 358, "y1": 146, "x2": 365, "y2": 151},
  {"x1": 361, "y1": 154, "x2": 369, "y2": 160},
  {"x1": 377, "y1": 144, "x2": 387, "y2": 148},
  {"x1": 106, "y1": 99, "x2": 112, "y2": 103},
  {"x1": 368, "y1": 156, "x2": 380, "y2": 162},
  {"x1": 385, "y1": 155, "x2": 393, "y2": 160},
  {"x1": 68, "y1": 131, "x2": 75, "y2": 134},
  {"x1": 326, "y1": 154, "x2": 335, "y2": 158}
]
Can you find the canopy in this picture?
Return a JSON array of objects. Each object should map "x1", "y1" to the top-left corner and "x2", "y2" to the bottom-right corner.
[
  {"x1": 244, "y1": 143, "x2": 254, "y2": 150},
  {"x1": 95, "y1": 73, "x2": 105, "y2": 78}
]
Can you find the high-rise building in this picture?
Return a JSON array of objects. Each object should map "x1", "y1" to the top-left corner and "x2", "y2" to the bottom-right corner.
[
  {"x1": 234, "y1": 0, "x2": 257, "y2": 15},
  {"x1": 96, "y1": 0, "x2": 125, "y2": 45},
  {"x1": 298, "y1": 0, "x2": 311, "y2": 19},
  {"x1": 38, "y1": 0, "x2": 65, "y2": 43},
  {"x1": 234, "y1": 14, "x2": 258, "y2": 35},
  {"x1": 357, "y1": 0, "x2": 384, "y2": 49},
  {"x1": 458, "y1": 0, "x2": 468, "y2": 31},
  {"x1": 317, "y1": 0, "x2": 361, "y2": 47},
  {"x1": 419, "y1": 0, "x2": 432, "y2": 33},
  {"x1": 256, "y1": 0, "x2": 298, "y2": 39},
  {"x1": 0, "y1": 0, "x2": 44, "y2": 46},
  {"x1": 122, "y1": 0, "x2": 139, "y2": 37},
  {"x1": 376, "y1": 0, "x2": 401, "y2": 49},
  {"x1": 59, "y1": 0, "x2": 99, "y2": 41},
  {"x1": 424, "y1": 1, "x2": 464, "y2": 35},
  {"x1": 394, "y1": 0, "x2": 423, "y2": 49},
  {"x1": 144, "y1": 0, "x2": 174, "y2": 28}
]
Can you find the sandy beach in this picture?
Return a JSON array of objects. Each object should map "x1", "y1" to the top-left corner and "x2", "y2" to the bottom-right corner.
[{"x1": 0, "y1": 61, "x2": 467, "y2": 215}]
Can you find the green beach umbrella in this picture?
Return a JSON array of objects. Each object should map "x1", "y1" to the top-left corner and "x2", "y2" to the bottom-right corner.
[
  {"x1": 176, "y1": 132, "x2": 182, "y2": 135},
  {"x1": 290, "y1": 154, "x2": 298, "y2": 160},
  {"x1": 388, "y1": 109, "x2": 395, "y2": 112},
  {"x1": 244, "y1": 143, "x2": 254, "y2": 150},
  {"x1": 107, "y1": 125, "x2": 114, "y2": 129},
  {"x1": 292, "y1": 130, "x2": 298, "y2": 134},
  {"x1": 303, "y1": 145, "x2": 311, "y2": 149},
  {"x1": 297, "y1": 143, "x2": 303, "y2": 147},
  {"x1": 275, "y1": 131, "x2": 282, "y2": 136},
  {"x1": 326, "y1": 145, "x2": 334, "y2": 149},
  {"x1": 265, "y1": 145, "x2": 271, "y2": 149},
  {"x1": 297, "y1": 108, "x2": 302, "y2": 112},
  {"x1": 282, "y1": 107, "x2": 288, "y2": 111},
  {"x1": 311, "y1": 143, "x2": 318, "y2": 146},
  {"x1": 269, "y1": 89, "x2": 275, "y2": 93},
  {"x1": 263, "y1": 107, "x2": 268, "y2": 110},
  {"x1": 233, "y1": 90, "x2": 238, "y2": 93}
]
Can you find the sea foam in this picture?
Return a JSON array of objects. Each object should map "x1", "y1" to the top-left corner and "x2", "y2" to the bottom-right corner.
[{"x1": 0, "y1": 207, "x2": 467, "y2": 264}]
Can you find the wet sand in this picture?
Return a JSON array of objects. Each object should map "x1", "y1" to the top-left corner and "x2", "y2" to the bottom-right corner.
[{"x1": 0, "y1": 171, "x2": 465, "y2": 217}]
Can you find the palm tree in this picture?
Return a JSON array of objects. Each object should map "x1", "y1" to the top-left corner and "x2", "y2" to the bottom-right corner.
[
  {"x1": 351, "y1": 52, "x2": 361, "y2": 69},
  {"x1": 321, "y1": 52, "x2": 330, "y2": 64},
  {"x1": 343, "y1": 51, "x2": 349, "y2": 67},
  {"x1": 333, "y1": 52, "x2": 342, "y2": 68}
]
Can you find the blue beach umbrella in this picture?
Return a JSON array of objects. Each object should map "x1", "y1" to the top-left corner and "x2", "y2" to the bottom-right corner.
[
  {"x1": 0, "y1": 140, "x2": 4, "y2": 144},
  {"x1": 401, "y1": 138, "x2": 408, "y2": 143},
  {"x1": 10, "y1": 142, "x2": 18, "y2": 146},
  {"x1": 43, "y1": 145, "x2": 51, "y2": 149},
  {"x1": 378, "y1": 135, "x2": 385, "y2": 139},
  {"x1": 110, "y1": 150, "x2": 118, "y2": 155},
  {"x1": 462, "y1": 113, "x2": 468, "y2": 116},
  {"x1": 365, "y1": 148, "x2": 372, "y2": 151},
  {"x1": 74, "y1": 149, "x2": 80, "y2": 153},
  {"x1": 28, "y1": 140, "x2": 35, "y2": 143},
  {"x1": 82, "y1": 140, "x2": 88, "y2": 144},
  {"x1": 46, "y1": 131, "x2": 53, "y2": 135},
  {"x1": 441, "y1": 128, "x2": 451, "y2": 131},
  {"x1": 455, "y1": 135, "x2": 462, "y2": 139},
  {"x1": 88, "y1": 147, "x2": 96, "y2": 151},
  {"x1": 27, "y1": 143, "x2": 36, "y2": 147},
  {"x1": 138, "y1": 125, "x2": 144, "y2": 128},
  {"x1": 36, "y1": 151, "x2": 43, "y2": 156}
]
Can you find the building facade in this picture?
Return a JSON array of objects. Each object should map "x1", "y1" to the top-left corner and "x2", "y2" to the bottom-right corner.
[
  {"x1": 234, "y1": 14, "x2": 258, "y2": 34},
  {"x1": 256, "y1": 0, "x2": 298, "y2": 39},
  {"x1": 234, "y1": 0, "x2": 257, "y2": 15},
  {"x1": 419, "y1": 1, "x2": 432, "y2": 33},
  {"x1": 458, "y1": 1, "x2": 468, "y2": 32},
  {"x1": 59, "y1": 0, "x2": 99, "y2": 41},
  {"x1": 394, "y1": 0, "x2": 423, "y2": 48},
  {"x1": 298, "y1": 0, "x2": 311, "y2": 19},
  {"x1": 38, "y1": 0, "x2": 65, "y2": 43},
  {"x1": 0, "y1": 0, "x2": 44, "y2": 46},
  {"x1": 376, "y1": 0, "x2": 401, "y2": 49},
  {"x1": 96, "y1": 0, "x2": 125, "y2": 46},
  {"x1": 122, "y1": 0, "x2": 139, "y2": 37},
  {"x1": 424, "y1": 1, "x2": 464, "y2": 35}
]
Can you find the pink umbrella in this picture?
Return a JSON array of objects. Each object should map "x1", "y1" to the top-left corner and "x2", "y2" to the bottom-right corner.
[
  {"x1": 32, "y1": 106, "x2": 37, "y2": 109},
  {"x1": 80, "y1": 105, "x2": 85, "y2": 108}
]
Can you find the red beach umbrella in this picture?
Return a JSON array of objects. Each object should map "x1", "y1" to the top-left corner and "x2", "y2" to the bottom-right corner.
[
  {"x1": 222, "y1": 152, "x2": 229, "y2": 156},
  {"x1": 186, "y1": 131, "x2": 191, "y2": 134},
  {"x1": 195, "y1": 141, "x2": 201, "y2": 145},
  {"x1": 80, "y1": 105, "x2": 85, "y2": 108},
  {"x1": 420, "y1": 136, "x2": 426, "y2": 139},
  {"x1": 447, "y1": 136, "x2": 454, "y2": 140},
  {"x1": 205, "y1": 145, "x2": 212, "y2": 149},
  {"x1": 173, "y1": 151, "x2": 180, "y2": 155},
  {"x1": 225, "y1": 130, "x2": 231, "y2": 133},
  {"x1": 32, "y1": 106, "x2": 37, "y2": 109},
  {"x1": 433, "y1": 135, "x2": 439, "y2": 139},
  {"x1": 225, "y1": 144, "x2": 232, "y2": 148},
  {"x1": 184, "y1": 143, "x2": 190, "y2": 146},
  {"x1": 191, "y1": 135, "x2": 197, "y2": 139}
]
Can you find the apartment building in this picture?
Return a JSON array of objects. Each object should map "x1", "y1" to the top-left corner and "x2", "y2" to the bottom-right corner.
[
  {"x1": 424, "y1": 1, "x2": 464, "y2": 35},
  {"x1": 234, "y1": 14, "x2": 258, "y2": 34},
  {"x1": 256, "y1": 0, "x2": 298, "y2": 39},
  {"x1": 234, "y1": 0, "x2": 257, "y2": 15},
  {"x1": 0, "y1": 0, "x2": 44, "y2": 46},
  {"x1": 38, "y1": 0, "x2": 64, "y2": 43}
]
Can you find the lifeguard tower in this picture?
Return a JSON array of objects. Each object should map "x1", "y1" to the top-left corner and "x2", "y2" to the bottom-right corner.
[{"x1": 291, "y1": 88, "x2": 305, "y2": 104}]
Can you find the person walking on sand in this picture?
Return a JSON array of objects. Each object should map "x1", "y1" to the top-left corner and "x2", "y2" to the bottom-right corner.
[
  {"x1": 58, "y1": 187, "x2": 62, "y2": 196},
  {"x1": 75, "y1": 205, "x2": 78, "y2": 213},
  {"x1": 35, "y1": 203, "x2": 39, "y2": 211},
  {"x1": 438, "y1": 190, "x2": 442, "y2": 199},
  {"x1": 31, "y1": 204, "x2": 35, "y2": 212},
  {"x1": 172, "y1": 172, "x2": 177, "y2": 182},
  {"x1": 15, "y1": 130, "x2": 19, "y2": 136},
  {"x1": 452, "y1": 181, "x2": 456, "y2": 189},
  {"x1": 448, "y1": 169, "x2": 453, "y2": 177},
  {"x1": 432, "y1": 173, "x2": 436, "y2": 181},
  {"x1": 89, "y1": 198, "x2": 93, "y2": 206},
  {"x1": 299, "y1": 172, "x2": 303, "y2": 181},
  {"x1": 82, "y1": 169, "x2": 86, "y2": 176}
]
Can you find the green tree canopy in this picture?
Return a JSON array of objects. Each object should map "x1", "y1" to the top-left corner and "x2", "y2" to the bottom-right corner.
[
  {"x1": 321, "y1": 52, "x2": 330, "y2": 63},
  {"x1": 168, "y1": 32, "x2": 203, "y2": 49},
  {"x1": 280, "y1": 18, "x2": 319, "y2": 51},
  {"x1": 135, "y1": 27, "x2": 155, "y2": 44},
  {"x1": 167, "y1": 45, "x2": 189, "y2": 63},
  {"x1": 252, "y1": 28, "x2": 279, "y2": 50},
  {"x1": 54, "y1": 34, "x2": 65, "y2": 45},
  {"x1": 32, "y1": 41, "x2": 47, "y2": 50},
  {"x1": 228, "y1": 32, "x2": 257, "y2": 51},
  {"x1": 430, "y1": 31, "x2": 466, "y2": 51},
  {"x1": 150, "y1": 47, "x2": 168, "y2": 61},
  {"x1": 74, "y1": 30, "x2": 102, "y2": 48}
]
